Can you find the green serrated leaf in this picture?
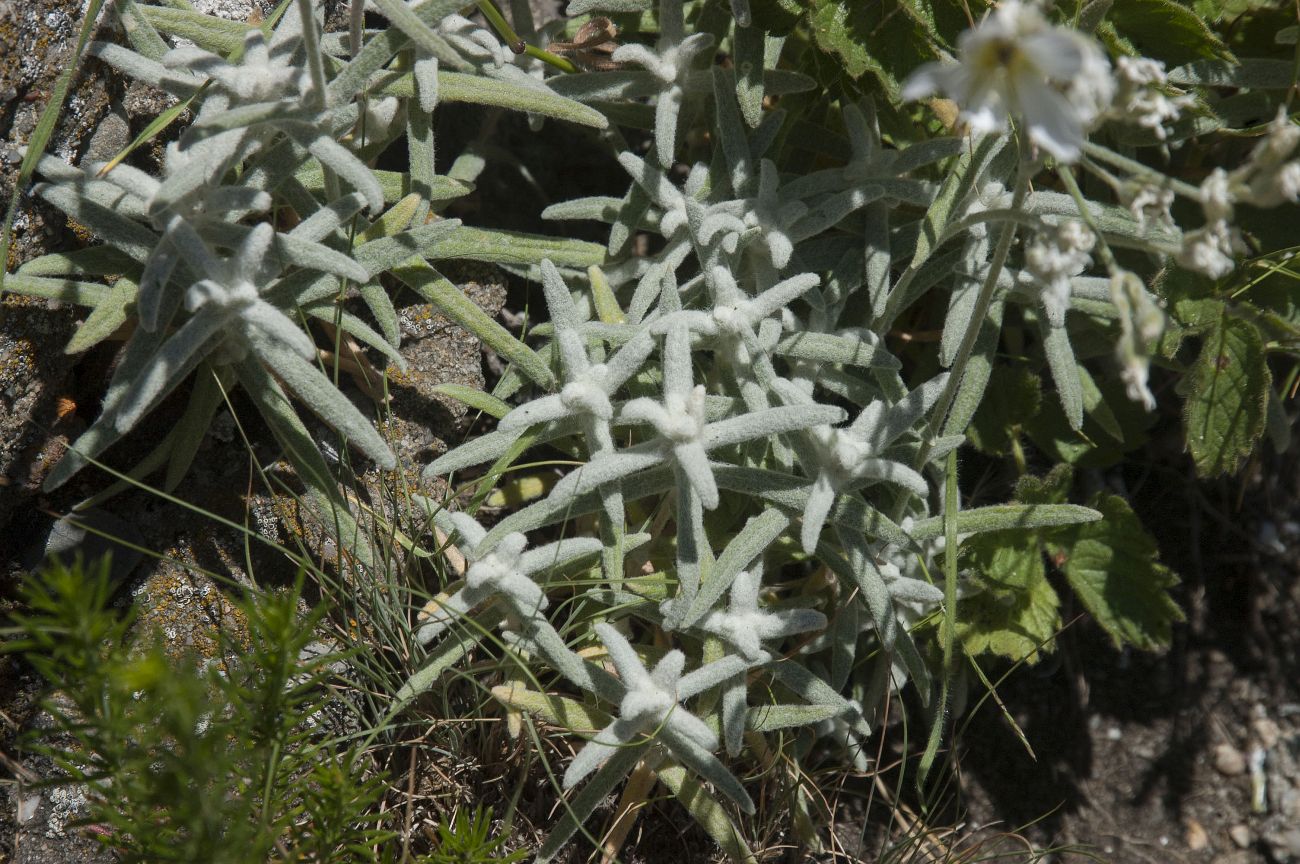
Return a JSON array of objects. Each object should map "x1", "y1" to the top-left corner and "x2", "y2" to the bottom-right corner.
[
  {"x1": 808, "y1": 0, "x2": 922, "y2": 91},
  {"x1": 749, "y1": 0, "x2": 804, "y2": 34},
  {"x1": 1050, "y1": 494, "x2": 1184, "y2": 651},
  {"x1": 1168, "y1": 58, "x2": 1295, "y2": 89},
  {"x1": 1184, "y1": 313, "x2": 1270, "y2": 477},
  {"x1": 1108, "y1": 0, "x2": 1234, "y2": 66},
  {"x1": 957, "y1": 533, "x2": 1061, "y2": 663}
]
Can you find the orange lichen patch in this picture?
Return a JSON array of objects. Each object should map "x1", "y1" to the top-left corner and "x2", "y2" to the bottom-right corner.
[
  {"x1": 130, "y1": 561, "x2": 250, "y2": 666},
  {"x1": 66, "y1": 217, "x2": 96, "y2": 246},
  {"x1": 384, "y1": 364, "x2": 414, "y2": 388}
]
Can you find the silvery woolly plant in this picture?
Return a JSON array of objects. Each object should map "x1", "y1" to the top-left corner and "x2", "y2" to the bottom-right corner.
[
  {"x1": 8, "y1": 0, "x2": 1287, "y2": 859},
  {"x1": 417, "y1": 0, "x2": 1274, "y2": 856},
  {"x1": 9, "y1": 0, "x2": 607, "y2": 561}
]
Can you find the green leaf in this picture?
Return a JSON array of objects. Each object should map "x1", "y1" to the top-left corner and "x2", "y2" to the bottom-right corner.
[
  {"x1": 164, "y1": 364, "x2": 226, "y2": 492},
  {"x1": 968, "y1": 364, "x2": 1042, "y2": 456},
  {"x1": 1014, "y1": 464, "x2": 1073, "y2": 506},
  {"x1": 1023, "y1": 366, "x2": 1156, "y2": 469},
  {"x1": 909, "y1": 503, "x2": 1102, "y2": 542},
  {"x1": 137, "y1": 4, "x2": 250, "y2": 54},
  {"x1": 390, "y1": 257, "x2": 556, "y2": 389},
  {"x1": 375, "y1": 70, "x2": 609, "y2": 129},
  {"x1": 1191, "y1": 0, "x2": 1281, "y2": 22},
  {"x1": 808, "y1": 0, "x2": 929, "y2": 92},
  {"x1": 1, "y1": 0, "x2": 108, "y2": 298},
  {"x1": 1106, "y1": 0, "x2": 1234, "y2": 66},
  {"x1": 294, "y1": 165, "x2": 473, "y2": 205},
  {"x1": 1050, "y1": 494, "x2": 1184, "y2": 651},
  {"x1": 490, "y1": 683, "x2": 610, "y2": 732},
  {"x1": 429, "y1": 226, "x2": 606, "y2": 270},
  {"x1": 749, "y1": 0, "x2": 804, "y2": 34},
  {"x1": 1168, "y1": 58, "x2": 1295, "y2": 89},
  {"x1": 1184, "y1": 313, "x2": 1270, "y2": 477},
  {"x1": 430, "y1": 383, "x2": 512, "y2": 419},
  {"x1": 746, "y1": 703, "x2": 841, "y2": 732},
  {"x1": 957, "y1": 533, "x2": 1061, "y2": 664}
]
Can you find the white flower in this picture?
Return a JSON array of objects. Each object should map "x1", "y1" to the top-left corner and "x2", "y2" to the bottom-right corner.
[
  {"x1": 1242, "y1": 109, "x2": 1300, "y2": 208},
  {"x1": 1110, "y1": 271, "x2": 1164, "y2": 412},
  {"x1": 1025, "y1": 219, "x2": 1095, "y2": 327},
  {"x1": 563, "y1": 624, "x2": 750, "y2": 804},
  {"x1": 611, "y1": 23, "x2": 714, "y2": 167},
  {"x1": 1123, "y1": 182, "x2": 1176, "y2": 230},
  {"x1": 1177, "y1": 221, "x2": 1242, "y2": 280},
  {"x1": 1177, "y1": 169, "x2": 1244, "y2": 279},
  {"x1": 901, "y1": 0, "x2": 1113, "y2": 162},
  {"x1": 414, "y1": 514, "x2": 602, "y2": 645},
  {"x1": 1113, "y1": 56, "x2": 1193, "y2": 141},
  {"x1": 1200, "y1": 168, "x2": 1234, "y2": 222}
]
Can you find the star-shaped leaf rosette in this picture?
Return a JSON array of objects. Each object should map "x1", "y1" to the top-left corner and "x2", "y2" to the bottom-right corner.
[
  {"x1": 608, "y1": 0, "x2": 715, "y2": 167},
  {"x1": 548, "y1": 320, "x2": 846, "y2": 511},
  {"x1": 42, "y1": 223, "x2": 397, "y2": 489},
  {"x1": 784, "y1": 373, "x2": 950, "y2": 555},
  {"x1": 563, "y1": 624, "x2": 752, "y2": 808},
  {"x1": 415, "y1": 511, "x2": 602, "y2": 646}
]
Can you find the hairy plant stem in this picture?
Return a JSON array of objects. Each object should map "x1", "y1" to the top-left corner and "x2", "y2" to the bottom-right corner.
[
  {"x1": 1083, "y1": 140, "x2": 1203, "y2": 200},
  {"x1": 1057, "y1": 163, "x2": 1122, "y2": 276},
  {"x1": 910, "y1": 131, "x2": 1036, "y2": 478}
]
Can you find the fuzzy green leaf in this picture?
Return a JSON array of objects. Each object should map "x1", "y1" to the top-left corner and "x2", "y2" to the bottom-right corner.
[
  {"x1": 1184, "y1": 313, "x2": 1270, "y2": 477},
  {"x1": 390, "y1": 257, "x2": 555, "y2": 389},
  {"x1": 65, "y1": 277, "x2": 137, "y2": 354},
  {"x1": 294, "y1": 165, "x2": 473, "y2": 205},
  {"x1": 910, "y1": 503, "x2": 1101, "y2": 541},
  {"x1": 746, "y1": 703, "x2": 841, "y2": 732},
  {"x1": 428, "y1": 226, "x2": 606, "y2": 270},
  {"x1": 138, "y1": 5, "x2": 250, "y2": 54},
  {"x1": 1050, "y1": 494, "x2": 1184, "y2": 651},
  {"x1": 1106, "y1": 0, "x2": 1234, "y2": 66},
  {"x1": 490, "y1": 683, "x2": 610, "y2": 732},
  {"x1": 957, "y1": 533, "x2": 1061, "y2": 664},
  {"x1": 430, "y1": 384, "x2": 512, "y2": 419},
  {"x1": 375, "y1": 71, "x2": 609, "y2": 129}
]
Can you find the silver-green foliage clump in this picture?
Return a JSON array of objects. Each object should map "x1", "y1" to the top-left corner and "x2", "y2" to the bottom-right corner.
[{"x1": 15, "y1": 0, "x2": 1273, "y2": 857}]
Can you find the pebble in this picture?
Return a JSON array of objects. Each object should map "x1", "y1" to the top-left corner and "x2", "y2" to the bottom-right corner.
[
  {"x1": 1253, "y1": 717, "x2": 1281, "y2": 749},
  {"x1": 1185, "y1": 818, "x2": 1209, "y2": 851},
  {"x1": 1215, "y1": 742, "x2": 1247, "y2": 776},
  {"x1": 1229, "y1": 824, "x2": 1251, "y2": 849}
]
